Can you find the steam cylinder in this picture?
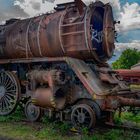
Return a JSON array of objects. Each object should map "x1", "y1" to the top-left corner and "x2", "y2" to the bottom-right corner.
[{"x1": 0, "y1": 1, "x2": 115, "y2": 62}]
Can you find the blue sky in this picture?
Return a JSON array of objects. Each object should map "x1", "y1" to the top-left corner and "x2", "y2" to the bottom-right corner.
[
  {"x1": 120, "y1": 0, "x2": 139, "y2": 4},
  {"x1": 1, "y1": 0, "x2": 14, "y2": 8},
  {"x1": 117, "y1": 0, "x2": 140, "y2": 43}
]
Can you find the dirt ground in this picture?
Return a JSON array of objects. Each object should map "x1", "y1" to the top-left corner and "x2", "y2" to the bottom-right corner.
[{"x1": 0, "y1": 137, "x2": 15, "y2": 140}]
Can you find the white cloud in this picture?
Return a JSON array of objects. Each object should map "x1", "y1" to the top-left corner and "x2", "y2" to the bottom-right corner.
[
  {"x1": 14, "y1": 0, "x2": 121, "y2": 16},
  {"x1": 13, "y1": 0, "x2": 122, "y2": 27},
  {"x1": 14, "y1": 0, "x2": 55, "y2": 16},
  {"x1": 0, "y1": 0, "x2": 139, "y2": 42},
  {"x1": 116, "y1": 40, "x2": 140, "y2": 52},
  {"x1": 109, "y1": 40, "x2": 140, "y2": 63},
  {"x1": 115, "y1": 40, "x2": 140, "y2": 57},
  {"x1": 0, "y1": 0, "x2": 137, "y2": 32},
  {"x1": 14, "y1": 0, "x2": 76, "y2": 15},
  {"x1": 115, "y1": 40, "x2": 140, "y2": 59},
  {"x1": 85, "y1": 0, "x2": 140, "y2": 33},
  {"x1": 117, "y1": 2, "x2": 140, "y2": 32}
]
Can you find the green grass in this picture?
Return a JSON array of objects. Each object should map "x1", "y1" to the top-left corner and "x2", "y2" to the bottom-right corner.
[
  {"x1": 0, "y1": 109, "x2": 24, "y2": 123},
  {"x1": 1, "y1": 122, "x2": 140, "y2": 140},
  {"x1": 0, "y1": 110, "x2": 140, "y2": 140},
  {"x1": 115, "y1": 112, "x2": 140, "y2": 127}
]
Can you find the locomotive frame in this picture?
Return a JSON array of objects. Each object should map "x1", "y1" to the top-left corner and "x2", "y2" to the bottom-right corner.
[
  {"x1": 0, "y1": 56, "x2": 139, "y2": 129},
  {"x1": 0, "y1": 0, "x2": 140, "y2": 129}
]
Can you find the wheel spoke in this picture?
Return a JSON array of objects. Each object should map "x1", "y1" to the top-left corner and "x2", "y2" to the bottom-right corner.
[
  {"x1": 0, "y1": 71, "x2": 20, "y2": 115},
  {"x1": 5, "y1": 90, "x2": 16, "y2": 96},
  {"x1": 6, "y1": 93, "x2": 15, "y2": 98},
  {"x1": 4, "y1": 76, "x2": 10, "y2": 87},
  {"x1": 3, "y1": 96, "x2": 11, "y2": 108},
  {"x1": 76, "y1": 109, "x2": 80, "y2": 115},
  {"x1": 5, "y1": 94, "x2": 13, "y2": 100},
  {"x1": 71, "y1": 104, "x2": 96, "y2": 129},
  {"x1": 2, "y1": 99, "x2": 7, "y2": 111},
  {"x1": 1, "y1": 100, "x2": 4, "y2": 111},
  {"x1": 5, "y1": 95, "x2": 13, "y2": 105},
  {"x1": 25, "y1": 100, "x2": 42, "y2": 122},
  {"x1": 80, "y1": 107, "x2": 84, "y2": 113},
  {"x1": 6, "y1": 84, "x2": 16, "y2": 90},
  {"x1": 6, "y1": 90, "x2": 16, "y2": 93},
  {"x1": 5, "y1": 79, "x2": 12, "y2": 89}
]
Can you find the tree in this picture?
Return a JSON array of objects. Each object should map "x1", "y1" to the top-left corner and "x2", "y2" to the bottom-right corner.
[{"x1": 112, "y1": 48, "x2": 140, "y2": 69}]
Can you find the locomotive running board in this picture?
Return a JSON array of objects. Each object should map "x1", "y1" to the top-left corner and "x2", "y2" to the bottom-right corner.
[{"x1": 65, "y1": 57, "x2": 109, "y2": 98}]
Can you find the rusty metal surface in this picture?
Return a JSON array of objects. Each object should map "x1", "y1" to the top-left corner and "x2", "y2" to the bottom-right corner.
[
  {"x1": 75, "y1": 0, "x2": 86, "y2": 15},
  {"x1": 65, "y1": 57, "x2": 127, "y2": 98},
  {"x1": 102, "y1": 94, "x2": 140, "y2": 111},
  {"x1": 0, "y1": 57, "x2": 65, "y2": 64},
  {"x1": 116, "y1": 70, "x2": 140, "y2": 77},
  {"x1": 66, "y1": 85, "x2": 92, "y2": 105},
  {"x1": 66, "y1": 57, "x2": 105, "y2": 97},
  {"x1": 28, "y1": 69, "x2": 66, "y2": 87},
  {"x1": 116, "y1": 69, "x2": 140, "y2": 84},
  {"x1": 0, "y1": 1, "x2": 115, "y2": 63},
  {"x1": 28, "y1": 69, "x2": 67, "y2": 110},
  {"x1": 71, "y1": 104, "x2": 96, "y2": 129},
  {"x1": 32, "y1": 88, "x2": 66, "y2": 110},
  {"x1": 102, "y1": 4, "x2": 115, "y2": 59},
  {"x1": 118, "y1": 96, "x2": 140, "y2": 107},
  {"x1": 24, "y1": 99, "x2": 43, "y2": 122}
]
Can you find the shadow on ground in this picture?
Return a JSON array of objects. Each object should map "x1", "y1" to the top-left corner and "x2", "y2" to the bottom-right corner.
[{"x1": 0, "y1": 136, "x2": 16, "y2": 140}]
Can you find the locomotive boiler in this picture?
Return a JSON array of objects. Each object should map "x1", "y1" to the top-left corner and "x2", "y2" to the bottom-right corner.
[{"x1": 0, "y1": 0, "x2": 139, "y2": 129}]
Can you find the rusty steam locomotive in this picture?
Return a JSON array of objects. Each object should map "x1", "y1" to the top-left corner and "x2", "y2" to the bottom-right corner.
[{"x1": 0, "y1": 0, "x2": 139, "y2": 129}]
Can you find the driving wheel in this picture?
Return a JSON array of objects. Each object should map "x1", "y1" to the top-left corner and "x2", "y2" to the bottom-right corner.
[{"x1": 0, "y1": 71, "x2": 20, "y2": 116}]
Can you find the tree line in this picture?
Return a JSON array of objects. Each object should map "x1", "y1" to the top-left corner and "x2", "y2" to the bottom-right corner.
[{"x1": 112, "y1": 48, "x2": 140, "y2": 69}]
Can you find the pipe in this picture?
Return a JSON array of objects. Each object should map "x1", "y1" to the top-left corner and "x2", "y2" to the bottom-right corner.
[{"x1": 118, "y1": 96, "x2": 140, "y2": 107}]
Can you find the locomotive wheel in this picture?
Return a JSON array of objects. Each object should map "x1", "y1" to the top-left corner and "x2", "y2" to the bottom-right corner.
[
  {"x1": 71, "y1": 104, "x2": 96, "y2": 129},
  {"x1": 0, "y1": 71, "x2": 20, "y2": 116},
  {"x1": 76, "y1": 99, "x2": 101, "y2": 119},
  {"x1": 25, "y1": 99, "x2": 43, "y2": 122}
]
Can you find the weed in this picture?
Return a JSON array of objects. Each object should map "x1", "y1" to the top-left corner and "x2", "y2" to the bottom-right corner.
[
  {"x1": 0, "y1": 108, "x2": 24, "y2": 122},
  {"x1": 103, "y1": 129, "x2": 121, "y2": 140},
  {"x1": 0, "y1": 108, "x2": 140, "y2": 140}
]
